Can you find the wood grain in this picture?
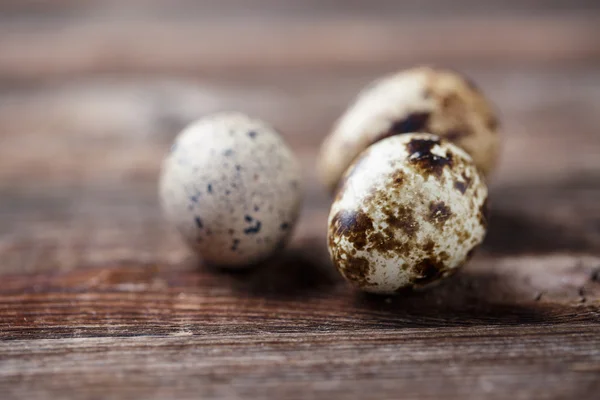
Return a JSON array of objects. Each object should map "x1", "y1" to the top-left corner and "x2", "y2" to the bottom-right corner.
[
  {"x1": 0, "y1": 1, "x2": 599, "y2": 399},
  {"x1": 1, "y1": 15, "x2": 599, "y2": 83},
  {"x1": 2, "y1": 326, "x2": 599, "y2": 400}
]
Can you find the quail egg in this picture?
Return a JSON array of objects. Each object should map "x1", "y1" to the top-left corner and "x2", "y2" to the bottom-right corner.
[
  {"x1": 319, "y1": 66, "x2": 499, "y2": 192},
  {"x1": 327, "y1": 133, "x2": 488, "y2": 294},
  {"x1": 160, "y1": 112, "x2": 302, "y2": 268}
]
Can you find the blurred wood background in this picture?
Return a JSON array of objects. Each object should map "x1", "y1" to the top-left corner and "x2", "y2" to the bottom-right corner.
[{"x1": 0, "y1": 1, "x2": 599, "y2": 399}]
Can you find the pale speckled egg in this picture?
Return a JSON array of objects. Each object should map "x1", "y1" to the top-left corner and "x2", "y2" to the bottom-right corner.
[
  {"x1": 159, "y1": 112, "x2": 302, "y2": 268},
  {"x1": 327, "y1": 133, "x2": 488, "y2": 294},
  {"x1": 319, "y1": 66, "x2": 500, "y2": 192}
]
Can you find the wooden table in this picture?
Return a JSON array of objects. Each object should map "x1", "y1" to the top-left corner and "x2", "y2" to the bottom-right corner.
[{"x1": 1, "y1": 1, "x2": 599, "y2": 399}]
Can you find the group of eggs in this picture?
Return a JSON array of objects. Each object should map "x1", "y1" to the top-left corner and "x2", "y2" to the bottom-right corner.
[{"x1": 160, "y1": 66, "x2": 499, "y2": 294}]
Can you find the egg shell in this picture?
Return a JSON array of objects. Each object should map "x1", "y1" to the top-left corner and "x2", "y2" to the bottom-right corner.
[
  {"x1": 319, "y1": 66, "x2": 500, "y2": 192},
  {"x1": 159, "y1": 112, "x2": 302, "y2": 268},
  {"x1": 327, "y1": 133, "x2": 488, "y2": 294}
]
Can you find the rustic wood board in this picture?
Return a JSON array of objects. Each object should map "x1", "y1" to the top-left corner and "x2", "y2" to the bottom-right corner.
[{"x1": 0, "y1": 1, "x2": 599, "y2": 399}]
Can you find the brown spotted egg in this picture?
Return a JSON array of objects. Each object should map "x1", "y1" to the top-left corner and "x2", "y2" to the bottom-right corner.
[
  {"x1": 327, "y1": 133, "x2": 488, "y2": 294},
  {"x1": 159, "y1": 112, "x2": 302, "y2": 268},
  {"x1": 319, "y1": 66, "x2": 499, "y2": 192}
]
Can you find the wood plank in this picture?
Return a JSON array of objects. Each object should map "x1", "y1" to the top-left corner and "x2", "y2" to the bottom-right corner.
[
  {"x1": 1, "y1": 325, "x2": 599, "y2": 400},
  {"x1": 1, "y1": 245, "x2": 599, "y2": 397},
  {"x1": 1, "y1": 252, "x2": 599, "y2": 335},
  {"x1": 1, "y1": 15, "x2": 599, "y2": 82}
]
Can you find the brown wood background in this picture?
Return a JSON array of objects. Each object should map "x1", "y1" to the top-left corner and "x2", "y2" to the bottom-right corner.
[{"x1": 1, "y1": 1, "x2": 599, "y2": 399}]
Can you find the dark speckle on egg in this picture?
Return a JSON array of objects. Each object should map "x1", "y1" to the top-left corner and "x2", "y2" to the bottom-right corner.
[
  {"x1": 427, "y1": 201, "x2": 453, "y2": 228},
  {"x1": 330, "y1": 209, "x2": 373, "y2": 251},
  {"x1": 411, "y1": 258, "x2": 446, "y2": 286},
  {"x1": 406, "y1": 137, "x2": 439, "y2": 156},
  {"x1": 454, "y1": 180, "x2": 468, "y2": 194},
  {"x1": 341, "y1": 256, "x2": 371, "y2": 287},
  {"x1": 378, "y1": 111, "x2": 430, "y2": 142},
  {"x1": 244, "y1": 220, "x2": 262, "y2": 234},
  {"x1": 406, "y1": 137, "x2": 454, "y2": 179}
]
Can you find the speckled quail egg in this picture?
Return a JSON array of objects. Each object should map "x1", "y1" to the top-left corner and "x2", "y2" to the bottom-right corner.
[
  {"x1": 319, "y1": 66, "x2": 499, "y2": 192},
  {"x1": 159, "y1": 112, "x2": 302, "y2": 268},
  {"x1": 327, "y1": 133, "x2": 488, "y2": 294}
]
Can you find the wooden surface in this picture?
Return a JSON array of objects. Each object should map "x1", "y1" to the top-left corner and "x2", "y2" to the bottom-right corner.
[{"x1": 1, "y1": 1, "x2": 600, "y2": 399}]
